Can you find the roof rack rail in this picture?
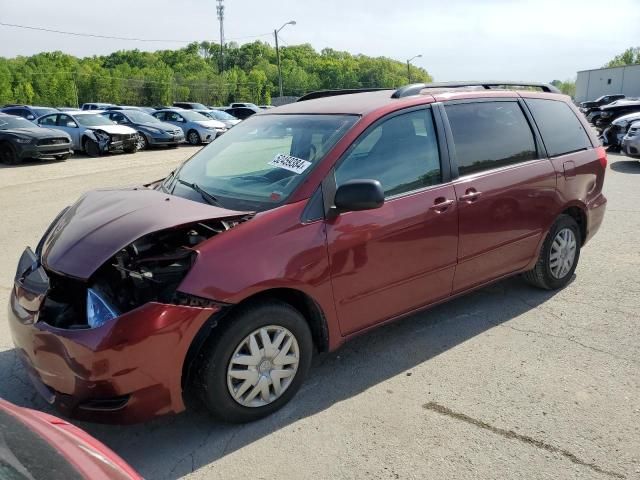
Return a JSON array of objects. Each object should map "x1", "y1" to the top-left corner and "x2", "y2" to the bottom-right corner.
[
  {"x1": 391, "y1": 81, "x2": 561, "y2": 98},
  {"x1": 297, "y1": 88, "x2": 388, "y2": 102}
]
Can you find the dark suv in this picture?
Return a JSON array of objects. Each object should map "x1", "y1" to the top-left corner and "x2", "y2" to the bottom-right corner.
[{"x1": 9, "y1": 81, "x2": 607, "y2": 424}]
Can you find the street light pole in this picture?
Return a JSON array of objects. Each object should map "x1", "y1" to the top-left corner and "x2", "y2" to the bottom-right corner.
[
  {"x1": 406, "y1": 54, "x2": 422, "y2": 83},
  {"x1": 216, "y1": 0, "x2": 225, "y2": 72},
  {"x1": 274, "y1": 20, "x2": 296, "y2": 98}
]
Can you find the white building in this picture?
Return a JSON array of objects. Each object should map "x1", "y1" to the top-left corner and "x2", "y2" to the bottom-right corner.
[{"x1": 575, "y1": 64, "x2": 640, "y2": 102}]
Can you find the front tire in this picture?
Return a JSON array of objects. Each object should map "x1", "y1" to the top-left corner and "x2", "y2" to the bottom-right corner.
[
  {"x1": 187, "y1": 129, "x2": 201, "y2": 145},
  {"x1": 195, "y1": 300, "x2": 313, "y2": 423},
  {"x1": 136, "y1": 132, "x2": 149, "y2": 150},
  {"x1": 83, "y1": 138, "x2": 101, "y2": 157},
  {"x1": 0, "y1": 142, "x2": 20, "y2": 165},
  {"x1": 523, "y1": 214, "x2": 581, "y2": 290}
]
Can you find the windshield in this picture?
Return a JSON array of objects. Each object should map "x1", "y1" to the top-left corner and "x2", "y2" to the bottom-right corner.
[
  {"x1": 32, "y1": 107, "x2": 58, "y2": 117},
  {"x1": 171, "y1": 114, "x2": 358, "y2": 211},
  {"x1": 181, "y1": 110, "x2": 210, "y2": 122},
  {"x1": 0, "y1": 116, "x2": 37, "y2": 129},
  {"x1": 75, "y1": 114, "x2": 114, "y2": 126},
  {"x1": 210, "y1": 110, "x2": 236, "y2": 120},
  {"x1": 125, "y1": 111, "x2": 160, "y2": 123}
]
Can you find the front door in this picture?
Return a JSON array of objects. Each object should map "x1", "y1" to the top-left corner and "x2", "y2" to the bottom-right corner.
[
  {"x1": 442, "y1": 100, "x2": 557, "y2": 292},
  {"x1": 326, "y1": 108, "x2": 458, "y2": 335},
  {"x1": 55, "y1": 114, "x2": 81, "y2": 149}
]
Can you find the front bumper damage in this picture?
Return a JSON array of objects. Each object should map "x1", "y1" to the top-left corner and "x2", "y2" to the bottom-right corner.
[{"x1": 9, "y1": 248, "x2": 221, "y2": 424}]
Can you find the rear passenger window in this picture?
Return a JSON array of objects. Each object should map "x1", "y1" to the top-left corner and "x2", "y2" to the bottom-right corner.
[
  {"x1": 525, "y1": 99, "x2": 591, "y2": 157},
  {"x1": 445, "y1": 102, "x2": 537, "y2": 176},
  {"x1": 335, "y1": 109, "x2": 441, "y2": 197}
]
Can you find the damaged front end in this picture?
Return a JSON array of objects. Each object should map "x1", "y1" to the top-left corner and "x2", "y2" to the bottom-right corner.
[
  {"x1": 39, "y1": 218, "x2": 245, "y2": 330},
  {"x1": 9, "y1": 187, "x2": 253, "y2": 422}
]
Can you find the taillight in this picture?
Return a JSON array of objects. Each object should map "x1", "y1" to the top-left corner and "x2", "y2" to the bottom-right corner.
[{"x1": 596, "y1": 146, "x2": 608, "y2": 169}]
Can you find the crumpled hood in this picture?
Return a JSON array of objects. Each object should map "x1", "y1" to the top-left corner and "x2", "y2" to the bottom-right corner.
[
  {"x1": 87, "y1": 124, "x2": 137, "y2": 135},
  {"x1": 41, "y1": 187, "x2": 247, "y2": 280}
]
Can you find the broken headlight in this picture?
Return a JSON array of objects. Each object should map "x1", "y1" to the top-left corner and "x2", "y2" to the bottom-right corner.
[{"x1": 87, "y1": 288, "x2": 119, "y2": 328}]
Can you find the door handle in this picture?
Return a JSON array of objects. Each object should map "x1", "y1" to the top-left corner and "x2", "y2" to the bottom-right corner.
[
  {"x1": 429, "y1": 199, "x2": 455, "y2": 212},
  {"x1": 459, "y1": 189, "x2": 482, "y2": 202}
]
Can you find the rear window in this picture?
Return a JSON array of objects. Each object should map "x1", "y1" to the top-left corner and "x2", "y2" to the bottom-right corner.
[
  {"x1": 445, "y1": 101, "x2": 537, "y2": 176},
  {"x1": 525, "y1": 99, "x2": 592, "y2": 157}
]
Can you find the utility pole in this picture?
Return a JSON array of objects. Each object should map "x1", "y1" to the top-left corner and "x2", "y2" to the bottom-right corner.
[
  {"x1": 406, "y1": 54, "x2": 422, "y2": 83},
  {"x1": 274, "y1": 21, "x2": 296, "y2": 98},
  {"x1": 216, "y1": 0, "x2": 225, "y2": 72}
]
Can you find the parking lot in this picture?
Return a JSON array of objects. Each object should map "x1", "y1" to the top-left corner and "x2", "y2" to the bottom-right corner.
[{"x1": 0, "y1": 148, "x2": 638, "y2": 479}]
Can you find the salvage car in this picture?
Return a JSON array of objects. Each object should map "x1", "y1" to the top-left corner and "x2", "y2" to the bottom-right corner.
[
  {"x1": 225, "y1": 106, "x2": 260, "y2": 120},
  {"x1": 101, "y1": 109, "x2": 185, "y2": 150},
  {"x1": 0, "y1": 398, "x2": 141, "y2": 479},
  {"x1": 194, "y1": 109, "x2": 242, "y2": 129},
  {"x1": 579, "y1": 94, "x2": 625, "y2": 114},
  {"x1": 1, "y1": 105, "x2": 59, "y2": 121},
  {"x1": 622, "y1": 121, "x2": 640, "y2": 158},
  {"x1": 600, "y1": 111, "x2": 640, "y2": 151},
  {"x1": 594, "y1": 99, "x2": 640, "y2": 130},
  {"x1": 9, "y1": 81, "x2": 607, "y2": 425},
  {"x1": 37, "y1": 111, "x2": 137, "y2": 156},
  {"x1": 0, "y1": 113, "x2": 73, "y2": 165},
  {"x1": 153, "y1": 109, "x2": 226, "y2": 145}
]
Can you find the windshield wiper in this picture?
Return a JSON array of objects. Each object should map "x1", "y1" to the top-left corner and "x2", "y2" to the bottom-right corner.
[{"x1": 176, "y1": 179, "x2": 224, "y2": 207}]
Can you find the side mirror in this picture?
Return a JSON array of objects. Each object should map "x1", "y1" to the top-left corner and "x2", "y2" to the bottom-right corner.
[
  {"x1": 334, "y1": 179, "x2": 384, "y2": 213},
  {"x1": 26, "y1": 115, "x2": 35, "y2": 120}
]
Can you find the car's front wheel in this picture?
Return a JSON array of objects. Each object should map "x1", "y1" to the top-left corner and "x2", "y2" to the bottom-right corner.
[
  {"x1": 187, "y1": 129, "x2": 201, "y2": 145},
  {"x1": 0, "y1": 142, "x2": 19, "y2": 165},
  {"x1": 196, "y1": 300, "x2": 313, "y2": 423},
  {"x1": 523, "y1": 214, "x2": 581, "y2": 290},
  {"x1": 83, "y1": 138, "x2": 101, "y2": 157}
]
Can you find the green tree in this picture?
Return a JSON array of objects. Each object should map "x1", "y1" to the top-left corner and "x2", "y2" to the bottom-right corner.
[{"x1": 604, "y1": 47, "x2": 640, "y2": 68}]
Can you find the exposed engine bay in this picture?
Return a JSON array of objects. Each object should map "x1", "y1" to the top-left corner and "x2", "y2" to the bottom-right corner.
[{"x1": 39, "y1": 218, "x2": 247, "y2": 329}]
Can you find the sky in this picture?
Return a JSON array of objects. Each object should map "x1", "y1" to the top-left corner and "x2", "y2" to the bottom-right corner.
[{"x1": 0, "y1": 0, "x2": 639, "y2": 82}]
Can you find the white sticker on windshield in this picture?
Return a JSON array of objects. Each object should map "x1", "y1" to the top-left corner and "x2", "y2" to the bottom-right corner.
[{"x1": 269, "y1": 153, "x2": 312, "y2": 174}]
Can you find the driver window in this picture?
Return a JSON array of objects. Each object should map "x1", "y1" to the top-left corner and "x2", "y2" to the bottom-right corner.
[
  {"x1": 111, "y1": 113, "x2": 126, "y2": 124},
  {"x1": 39, "y1": 115, "x2": 57, "y2": 126},
  {"x1": 57, "y1": 114, "x2": 78, "y2": 128},
  {"x1": 335, "y1": 109, "x2": 441, "y2": 198}
]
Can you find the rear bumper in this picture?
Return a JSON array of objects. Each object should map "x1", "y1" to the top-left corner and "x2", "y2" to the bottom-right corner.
[
  {"x1": 8, "y1": 284, "x2": 219, "y2": 424},
  {"x1": 584, "y1": 193, "x2": 607, "y2": 245}
]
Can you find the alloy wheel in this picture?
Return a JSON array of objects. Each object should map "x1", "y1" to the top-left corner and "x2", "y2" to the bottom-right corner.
[
  {"x1": 549, "y1": 227, "x2": 577, "y2": 279},
  {"x1": 226, "y1": 325, "x2": 300, "y2": 408}
]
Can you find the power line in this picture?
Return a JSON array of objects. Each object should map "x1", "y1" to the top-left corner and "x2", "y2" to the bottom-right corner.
[{"x1": 0, "y1": 21, "x2": 273, "y2": 44}]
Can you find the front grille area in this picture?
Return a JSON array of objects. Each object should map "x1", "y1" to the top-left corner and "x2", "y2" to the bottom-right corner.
[{"x1": 37, "y1": 138, "x2": 68, "y2": 146}]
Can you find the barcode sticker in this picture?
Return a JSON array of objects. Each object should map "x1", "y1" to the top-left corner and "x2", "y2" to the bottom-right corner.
[{"x1": 268, "y1": 153, "x2": 312, "y2": 174}]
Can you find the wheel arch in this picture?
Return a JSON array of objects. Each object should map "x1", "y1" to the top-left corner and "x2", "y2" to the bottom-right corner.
[
  {"x1": 561, "y1": 204, "x2": 587, "y2": 245},
  {"x1": 181, "y1": 287, "x2": 330, "y2": 390}
]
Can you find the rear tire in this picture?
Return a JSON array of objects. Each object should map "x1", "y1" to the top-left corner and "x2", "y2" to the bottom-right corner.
[
  {"x1": 523, "y1": 214, "x2": 581, "y2": 290},
  {"x1": 0, "y1": 142, "x2": 20, "y2": 165},
  {"x1": 195, "y1": 300, "x2": 313, "y2": 423}
]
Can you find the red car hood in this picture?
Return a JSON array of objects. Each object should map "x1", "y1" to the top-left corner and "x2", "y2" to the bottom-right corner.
[{"x1": 41, "y1": 187, "x2": 246, "y2": 280}]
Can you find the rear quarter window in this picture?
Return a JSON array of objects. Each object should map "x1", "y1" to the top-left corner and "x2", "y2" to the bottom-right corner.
[
  {"x1": 525, "y1": 98, "x2": 592, "y2": 157},
  {"x1": 444, "y1": 101, "x2": 537, "y2": 176}
]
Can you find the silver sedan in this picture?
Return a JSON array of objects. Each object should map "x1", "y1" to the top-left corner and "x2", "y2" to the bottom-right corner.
[
  {"x1": 152, "y1": 109, "x2": 227, "y2": 145},
  {"x1": 622, "y1": 121, "x2": 640, "y2": 158}
]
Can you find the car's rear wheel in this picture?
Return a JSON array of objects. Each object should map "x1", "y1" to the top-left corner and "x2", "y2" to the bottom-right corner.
[
  {"x1": 195, "y1": 300, "x2": 312, "y2": 423},
  {"x1": 523, "y1": 214, "x2": 581, "y2": 290},
  {"x1": 187, "y1": 130, "x2": 201, "y2": 145},
  {"x1": 0, "y1": 142, "x2": 19, "y2": 165},
  {"x1": 83, "y1": 138, "x2": 101, "y2": 157}
]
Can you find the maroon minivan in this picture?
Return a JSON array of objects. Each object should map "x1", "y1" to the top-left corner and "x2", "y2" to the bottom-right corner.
[{"x1": 9, "y1": 82, "x2": 607, "y2": 424}]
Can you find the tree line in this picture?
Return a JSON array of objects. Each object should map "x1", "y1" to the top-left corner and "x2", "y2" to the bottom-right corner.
[{"x1": 0, "y1": 41, "x2": 432, "y2": 107}]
